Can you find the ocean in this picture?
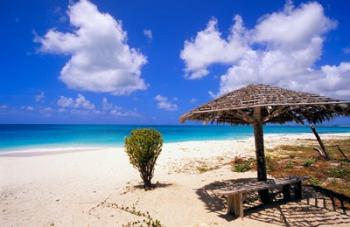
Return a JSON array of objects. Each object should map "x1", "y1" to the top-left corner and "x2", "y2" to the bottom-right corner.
[{"x1": 0, "y1": 124, "x2": 350, "y2": 152}]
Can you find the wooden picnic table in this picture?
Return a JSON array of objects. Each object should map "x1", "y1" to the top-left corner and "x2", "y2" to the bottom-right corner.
[{"x1": 215, "y1": 176, "x2": 305, "y2": 218}]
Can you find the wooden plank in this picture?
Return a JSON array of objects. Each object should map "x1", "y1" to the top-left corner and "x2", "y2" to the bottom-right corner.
[
  {"x1": 227, "y1": 194, "x2": 235, "y2": 216},
  {"x1": 262, "y1": 106, "x2": 289, "y2": 123},
  {"x1": 233, "y1": 194, "x2": 240, "y2": 218},
  {"x1": 294, "y1": 181, "x2": 302, "y2": 200},
  {"x1": 238, "y1": 193, "x2": 243, "y2": 219},
  {"x1": 216, "y1": 177, "x2": 302, "y2": 196},
  {"x1": 227, "y1": 193, "x2": 244, "y2": 218},
  {"x1": 282, "y1": 184, "x2": 291, "y2": 201}
]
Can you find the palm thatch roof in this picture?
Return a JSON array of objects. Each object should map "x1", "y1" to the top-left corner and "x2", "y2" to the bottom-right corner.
[{"x1": 180, "y1": 84, "x2": 350, "y2": 124}]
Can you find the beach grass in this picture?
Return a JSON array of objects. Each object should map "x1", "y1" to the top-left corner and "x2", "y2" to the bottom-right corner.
[{"x1": 235, "y1": 138, "x2": 350, "y2": 197}]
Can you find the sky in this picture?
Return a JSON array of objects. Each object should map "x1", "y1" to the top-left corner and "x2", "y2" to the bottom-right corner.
[{"x1": 0, "y1": 0, "x2": 350, "y2": 124}]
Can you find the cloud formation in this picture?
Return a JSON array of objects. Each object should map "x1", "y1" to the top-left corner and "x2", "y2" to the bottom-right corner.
[
  {"x1": 57, "y1": 94, "x2": 95, "y2": 110},
  {"x1": 180, "y1": 16, "x2": 249, "y2": 79},
  {"x1": 37, "y1": 0, "x2": 147, "y2": 95},
  {"x1": 143, "y1": 29, "x2": 153, "y2": 40},
  {"x1": 181, "y1": 2, "x2": 350, "y2": 98},
  {"x1": 35, "y1": 92, "x2": 45, "y2": 102},
  {"x1": 101, "y1": 97, "x2": 139, "y2": 117},
  {"x1": 155, "y1": 95, "x2": 178, "y2": 111}
]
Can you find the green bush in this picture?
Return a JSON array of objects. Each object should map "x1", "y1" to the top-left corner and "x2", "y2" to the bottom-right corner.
[
  {"x1": 328, "y1": 167, "x2": 348, "y2": 178},
  {"x1": 125, "y1": 129, "x2": 163, "y2": 189},
  {"x1": 303, "y1": 158, "x2": 316, "y2": 167}
]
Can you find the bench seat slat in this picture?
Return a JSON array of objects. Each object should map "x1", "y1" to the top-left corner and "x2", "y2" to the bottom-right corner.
[{"x1": 215, "y1": 177, "x2": 303, "y2": 196}]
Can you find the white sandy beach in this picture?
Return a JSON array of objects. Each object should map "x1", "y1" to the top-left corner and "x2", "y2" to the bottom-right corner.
[{"x1": 1, "y1": 133, "x2": 350, "y2": 227}]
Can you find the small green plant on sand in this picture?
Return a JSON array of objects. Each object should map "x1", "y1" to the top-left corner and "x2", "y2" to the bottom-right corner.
[
  {"x1": 328, "y1": 167, "x2": 348, "y2": 178},
  {"x1": 303, "y1": 158, "x2": 316, "y2": 167},
  {"x1": 197, "y1": 164, "x2": 209, "y2": 173},
  {"x1": 265, "y1": 155, "x2": 276, "y2": 172},
  {"x1": 309, "y1": 176, "x2": 321, "y2": 186},
  {"x1": 125, "y1": 129, "x2": 163, "y2": 189},
  {"x1": 232, "y1": 157, "x2": 253, "y2": 172},
  {"x1": 286, "y1": 160, "x2": 293, "y2": 169}
]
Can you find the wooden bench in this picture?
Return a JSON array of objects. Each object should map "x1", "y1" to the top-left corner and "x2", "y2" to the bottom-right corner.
[{"x1": 214, "y1": 176, "x2": 305, "y2": 218}]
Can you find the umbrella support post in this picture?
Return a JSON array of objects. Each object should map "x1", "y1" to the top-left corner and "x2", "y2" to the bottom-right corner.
[
  {"x1": 310, "y1": 125, "x2": 330, "y2": 160},
  {"x1": 253, "y1": 109, "x2": 270, "y2": 204}
]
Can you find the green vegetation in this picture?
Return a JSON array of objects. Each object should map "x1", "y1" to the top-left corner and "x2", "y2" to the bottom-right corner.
[
  {"x1": 265, "y1": 138, "x2": 350, "y2": 196},
  {"x1": 118, "y1": 205, "x2": 162, "y2": 227},
  {"x1": 89, "y1": 201, "x2": 163, "y2": 227},
  {"x1": 303, "y1": 158, "x2": 316, "y2": 167},
  {"x1": 286, "y1": 160, "x2": 294, "y2": 169},
  {"x1": 232, "y1": 157, "x2": 254, "y2": 172},
  {"x1": 233, "y1": 163, "x2": 251, "y2": 172},
  {"x1": 197, "y1": 164, "x2": 210, "y2": 173},
  {"x1": 265, "y1": 155, "x2": 276, "y2": 171},
  {"x1": 125, "y1": 129, "x2": 163, "y2": 189},
  {"x1": 309, "y1": 176, "x2": 321, "y2": 186},
  {"x1": 231, "y1": 138, "x2": 350, "y2": 196},
  {"x1": 328, "y1": 167, "x2": 349, "y2": 178}
]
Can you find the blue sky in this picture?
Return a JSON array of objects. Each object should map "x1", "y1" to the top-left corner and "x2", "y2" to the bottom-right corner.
[{"x1": 0, "y1": 0, "x2": 350, "y2": 124}]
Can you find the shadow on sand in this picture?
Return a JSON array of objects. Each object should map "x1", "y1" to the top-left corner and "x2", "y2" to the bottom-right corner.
[
  {"x1": 196, "y1": 178, "x2": 350, "y2": 226},
  {"x1": 121, "y1": 182, "x2": 173, "y2": 194}
]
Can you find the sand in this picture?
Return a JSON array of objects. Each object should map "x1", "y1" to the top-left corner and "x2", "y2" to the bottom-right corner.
[{"x1": 1, "y1": 133, "x2": 350, "y2": 227}]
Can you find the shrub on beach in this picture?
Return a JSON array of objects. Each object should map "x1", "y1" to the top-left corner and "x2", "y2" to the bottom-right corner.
[{"x1": 125, "y1": 129, "x2": 163, "y2": 189}]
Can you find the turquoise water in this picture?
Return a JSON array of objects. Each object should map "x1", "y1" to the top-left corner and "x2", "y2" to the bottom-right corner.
[{"x1": 0, "y1": 124, "x2": 350, "y2": 152}]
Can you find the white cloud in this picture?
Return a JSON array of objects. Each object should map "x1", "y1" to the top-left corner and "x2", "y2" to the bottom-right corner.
[
  {"x1": 35, "y1": 92, "x2": 45, "y2": 102},
  {"x1": 101, "y1": 97, "x2": 139, "y2": 117},
  {"x1": 36, "y1": 0, "x2": 147, "y2": 95},
  {"x1": 57, "y1": 94, "x2": 95, "y2": 110},
  {"x1": 208, "y1": 91, "x2": 217, "y2": 98},
  {"x1": 109, "y1": 108, "x2": 139, "y2": 117},
  {"x1": 55, "y1": 95, "x2": 138, "y2": 117},
  {"x1": 102, "y1": 97, "x2": 114, "y2": 111},
  {"x1": 253, "y1": 2, "x2": 335, "y2": 48},
  {"x1": 143, "y1": 29, "x2": 153, "y2": 40},
  {"x1": 75, "y1": 94, "x2": 95, "y2": 109},
  {"x1": 39, "y1": 107, "x2": 54, "y2": 117},
  {"x1": 22, "y1": 106, "x2": 35, "y2": 111},
  {"x1": 57, "y1": 96, "x2": 74, "y2": 108},
  {"x1": 180, "y1": 16, "x2": 249, "y2": 79},
  {"x1": 155, "y1": 95, "x2": 178, "y2": 111},
  {"x1": 190, "y1": 98, "x2": 197, "y2": 103},
  {"x1": 180, "y1": 2, "x2": 350, "y2": 98}
]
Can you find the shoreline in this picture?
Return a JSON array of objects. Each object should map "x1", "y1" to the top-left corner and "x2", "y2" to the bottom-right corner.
[{"x1": 1, "y1": 132, "x2": 350, "y2": 157}]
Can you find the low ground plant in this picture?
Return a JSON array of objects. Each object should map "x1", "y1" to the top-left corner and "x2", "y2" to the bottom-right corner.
[{"x1": 303, "y1": 158, "x2": 316, "y2": 167}]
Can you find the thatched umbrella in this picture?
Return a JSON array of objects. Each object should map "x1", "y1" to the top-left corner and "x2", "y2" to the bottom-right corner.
[{"x1": 180, "y1": 84, "x2": 350, "y2": 201}]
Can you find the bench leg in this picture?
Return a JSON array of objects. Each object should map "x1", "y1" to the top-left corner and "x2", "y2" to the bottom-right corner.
[
  {"x1": 294, "y1": 181, "x2": 302, "y2": 200},
  {"x1": 282, "y1": 184, "x2": 291, "y2": 201},
  {"x1": 259, "y1": 189, "x2": 271, "y2": 204},
  {"x1": 227, "y1": 193, "x2": 243, "y2": 218}
]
